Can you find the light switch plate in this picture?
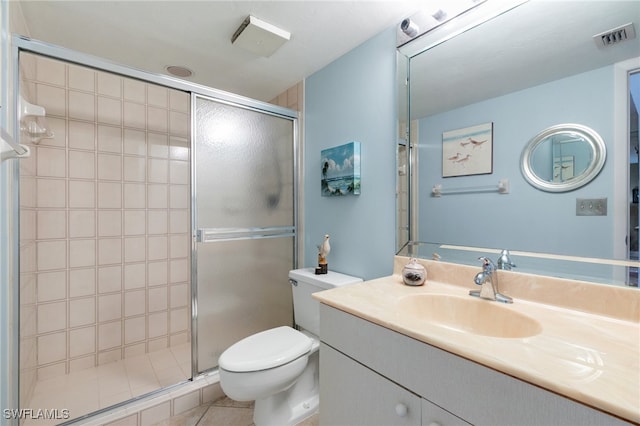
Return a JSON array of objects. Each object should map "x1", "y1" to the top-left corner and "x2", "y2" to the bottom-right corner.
[{"x1": 576, "y1": 198, "x2": 607, "y2": 216}]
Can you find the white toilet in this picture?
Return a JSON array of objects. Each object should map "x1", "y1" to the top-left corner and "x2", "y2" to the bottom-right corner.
[{"x1": 218, "y1": 268, "x2": 362, "y2": 426}]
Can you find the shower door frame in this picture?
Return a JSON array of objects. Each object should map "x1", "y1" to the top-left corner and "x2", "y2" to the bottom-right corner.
[{"x1": 9, "y1": 35, "x2": 299, "y2": 416}]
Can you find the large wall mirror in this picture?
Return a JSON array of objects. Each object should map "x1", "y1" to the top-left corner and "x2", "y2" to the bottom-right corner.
[{"x1": 396, "y1": 0, "x2": 640, "y2": 286}]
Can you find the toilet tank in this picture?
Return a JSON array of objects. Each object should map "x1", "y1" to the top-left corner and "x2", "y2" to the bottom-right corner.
[{"x1": 289, "y1": 268, "x2": 362, "y2": 336}]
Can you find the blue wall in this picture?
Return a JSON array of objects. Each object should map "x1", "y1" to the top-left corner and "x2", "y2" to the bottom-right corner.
[
  {"x1": 304, "y1": 28, "x2": 397, "y2": 280},
  {"x1": 419, "y1": 66, "x2": 616, "y2": 258}
]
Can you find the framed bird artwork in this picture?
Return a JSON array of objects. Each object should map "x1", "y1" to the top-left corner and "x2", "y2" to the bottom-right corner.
[{"x1": 442, "y1": 122, "x2": 493, "y2": 177}]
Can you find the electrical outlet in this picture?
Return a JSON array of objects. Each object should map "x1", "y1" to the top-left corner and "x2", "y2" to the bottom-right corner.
[{"x1": 576, "y1": 198, "x2": 607, "y2": 216}]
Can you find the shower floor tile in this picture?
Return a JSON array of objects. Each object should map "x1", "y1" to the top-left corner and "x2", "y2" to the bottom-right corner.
[{"x1": 24, "y1": 343, "x2": 191, "y2": 424}]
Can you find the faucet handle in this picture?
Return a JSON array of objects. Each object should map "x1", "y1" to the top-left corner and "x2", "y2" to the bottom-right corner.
[
  {"x1": 497, "y1": 249, "x2": 516, "y2": 270},
  {"x1": 477, "y1": 256, "x2": 495, "y2": 272}
]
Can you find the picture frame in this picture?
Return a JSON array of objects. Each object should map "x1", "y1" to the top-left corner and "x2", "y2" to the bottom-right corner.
[
  {"x1": 442, "y1": 122, "x2": 493, "y2": 177},
  {"x1": 321, "y1": 142, "x2": 361, "y2": 196}
]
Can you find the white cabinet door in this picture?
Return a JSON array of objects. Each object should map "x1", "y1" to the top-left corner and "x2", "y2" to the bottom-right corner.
[
  {"x1": 320, "y1": 343, "x2": 421, "y2": 426},
  {"x1": 422, "y1": 398, "x2": 470, "y2": 426}
]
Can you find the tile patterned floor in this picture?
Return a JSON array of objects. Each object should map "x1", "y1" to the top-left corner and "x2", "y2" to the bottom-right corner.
[
  {"x1": 24, "y1": 344, "x2": 191, "y2": 425},
  {"x1": 161, "y1": 398, "x2": 319, "y2": 426}
]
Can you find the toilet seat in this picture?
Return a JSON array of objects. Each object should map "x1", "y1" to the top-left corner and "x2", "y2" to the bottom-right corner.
[{"x1": 219, "y1": 326, "x2": 312, "y2": 373}]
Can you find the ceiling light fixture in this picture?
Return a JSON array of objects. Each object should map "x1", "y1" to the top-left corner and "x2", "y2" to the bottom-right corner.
[
  {"x1": 166, "y1": 65, "x2": 193, "y2": 78},
  {"x1": 231, "y1": 15, "x2": 290, "y2": 57}
]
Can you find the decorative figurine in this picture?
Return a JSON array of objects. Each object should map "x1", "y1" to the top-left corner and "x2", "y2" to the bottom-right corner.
[{"x1": 315, "y1": 234, "x2": 330, "y2": 275}]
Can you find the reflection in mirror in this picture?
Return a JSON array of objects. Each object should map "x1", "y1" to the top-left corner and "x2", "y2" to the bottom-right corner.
[
  {"x1": 521, "y1": 124, "x2": 606, "y2": 192},
  {"x1": 396, "y1": 1, "x2": 640, "y2": 286}
]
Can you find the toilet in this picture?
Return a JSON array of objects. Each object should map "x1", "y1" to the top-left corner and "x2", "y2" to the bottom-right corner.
[{"x1": 218, "y1": 268, "x2": 362, "y2": 426}]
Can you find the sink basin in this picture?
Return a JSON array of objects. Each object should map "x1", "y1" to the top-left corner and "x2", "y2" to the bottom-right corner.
[{"x1": 397, "y1": 294, "x2": 542, "y2": 338}]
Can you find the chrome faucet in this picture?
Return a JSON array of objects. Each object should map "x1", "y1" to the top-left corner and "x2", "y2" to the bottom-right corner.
[
  {"x1": 470, "y1": 256, "x2": 513, "y2": 303},
  {"x1": 497, "y1": 249, "x2": 516, "y2": 270}
]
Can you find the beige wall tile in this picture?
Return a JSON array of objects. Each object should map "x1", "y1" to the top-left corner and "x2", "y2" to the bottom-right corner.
[
  {"x1": 99, "y1": 210, "x2": 123, "y2": 237},
  {"x1": 38, "y1": 332, "x2": 67, "y2": 365},
  {"x1": 37, "y1": 84, "x2": 66, "y2": 117},
  {"x1": 147, "y1": 185, "x2": 168, "y2": 208},
  {"x1": 97, "y1": 182, "x2": 122, "y2": 208},
  {"x1": 69, "y1": 297, "x2": 96, "y2": 327},
  {"x1": 123, "y1": 101, "x2": 146, "y2": 130},
  {"x1": 99, "y1": 293, "x2": 122, "y2": 323},
  {"x1": 36, "y1": 56, "x2": 65, "y2": 86},
  {"x1": 98, "y1": 125, "x2": 123, "y2": 153},
  {"x1": 148, "y1": 286, "x2": 167, "y2": 312},
  {"x1": 125, "y1": 290, "x2": 146, "y2": 317},
  {"x1": 169, "y1": 259, "x2": 189, "y2": 284},
  {"x1": 68, "y1": 65, "x2": 95, "y2": 92},
  {"x1": 37, "y1": 301, "x2": 66, "y2": 333},
  {"x1": 124, "y1": 183, "x2": 146, "y2": 208},
  {"x1": 69, "y1": 268, "x2": 96, "y2": 298},
  {"x1": 69, "y1": 210, "x2": 96, "y2": 238},
  {"x1": 68, "y1": 120, "x2": 96, "y2": 150},
  {"x1": 124, "y1": 263, "x2": 146, "y2": 290},
  {"x1": 123, "y1": 156, "x2": 146, "y2": 182},
  {"x1": 98, "y1": 153, "x2": 123, "y2": 181},
  {"x1": 69, "y1": 90, "x2": 95, "y2": 121},
  {"x1": 69, "y1": 239, "x2": 96, "y2": 268},
  {"x1": 169, "y1": 160, "x2": 189, "y2": 184},
  {"x1": 147, "y1": 107, "x2": 168, "y2": 133},
  {"x1": 169, "y1": 235, "x2": 189, "y2": 259},
  {"x1": 37, "y1": 271, "x2": 66, "y2": 302},
  {"x1": 169, "y1": 90, "x2": 190, "y2": 113},
  {"x1": 98, "y1": 321, "x2": 122, "y2": 351},
  {"x1": 170, "y1": 307, "x2": 189, "y2": 334},
  {"x1": 169, "y1": 111, "x2": 189, "y2": 138},
  {"x1": 36, "y1": 147, "x2": 66, "y2": 177},
  {"x1": 98, "y1": 265, "x2": 122, "y2": 293},
  {"x1": 68, "y1": 150, "x2": 96, "y2": 179},
  {"x1": 147, "y1": 85, "x2": 168, "y2": 108},
  {"x1": 169, "y1": 210, "x2": 189, "y2": 234},
  {"x1": 141, "y1": 402, "x2": 171, "y2": 426},
  {"x1": 148, "y1": 260, "x2": 168, "y2": 287},
  {"x1": 124, "y1": 77, "x2": 145, "y2": 103},
  {"x1": 124, "y1": 237, "x2": 146, "y2": 263},
  {"x1": 148, "y1": 311, "x2": 168, "y2": 338},
  {"x1": 148, "y1": 159, "x2": 168, "y2": 183},
  {"x1": 98, "y1": 96, "x2": 122, "y2": 126},
  {"x1": 97, "y1": 71, "x2": 122, "y2": 98},
  {"x1": 37, "y1": 178, "x2": 66, "y2": 208},
  {"x1": 68, "y1": 180, "x2": 95, "y2": 208},
  {"x1": 69, "y1": 326, "x2": 96, "y2": 358},
  {"x1": 37, "y1": 240, "x2": 67, "y2": 270},
  {"x1": 124, "y1": 316, "x2": 146, "y2": 344},
  {"x1": 147, "y1": 236, "x2": 167, "y2": 261},
  {"x1": 124, "y1": 210, "x2": 146, "y2": 236},
  {"x1": 169, "y1": 185, "x2": 189, "y2": 209},
  {"x1": 148, "y1": 133, "x2": 168, "y2": 158},
  {"x1": 37, "y1": 210, "x2": 66, "y2": 239},
  {"x1": 124, "y1": 128, "x2": 146, "y2": 156},
  {"x1": 170, "y1": 284, "x2": 189, "y2": 309},
  {"x1": 98, "y1": 238, "x2": 122, "y2": 265},
  {"x1": 147, "y1": 210, "x2": 167, "y2": 235},
  {"x1": 169, "y1": 137, "x2": 189, "y2": 161}
]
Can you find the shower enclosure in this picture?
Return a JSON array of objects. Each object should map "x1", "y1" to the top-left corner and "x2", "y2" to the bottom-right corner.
[{"x1": 11, "y1": 37, "x2": 297, "y2": 424}]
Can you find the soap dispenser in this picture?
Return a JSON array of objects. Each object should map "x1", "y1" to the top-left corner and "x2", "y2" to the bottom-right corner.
[{"x1": 402, "y1": 258, "x2": 426, "y2": 286}]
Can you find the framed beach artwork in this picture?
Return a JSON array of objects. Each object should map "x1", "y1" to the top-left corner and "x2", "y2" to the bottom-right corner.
[
  {"x1": 442, "y1": 122, "x2": 493, "y2": 177},
  {"x1": 321, "y1": 142, "x2": 361, "y2": 196}
]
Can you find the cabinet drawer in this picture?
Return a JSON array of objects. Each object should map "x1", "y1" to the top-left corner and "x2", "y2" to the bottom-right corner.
[
  {"x1": 422, "y1": 399, "x2": 470, "y2": 426},
  {"x1": 320, "y1": 343, "x2": 421, "y2": 426}
]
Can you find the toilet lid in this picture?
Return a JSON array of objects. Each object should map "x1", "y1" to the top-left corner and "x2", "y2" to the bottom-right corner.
[{"x1": 218, "y1": 326, "x2": 312, "y2": 372}]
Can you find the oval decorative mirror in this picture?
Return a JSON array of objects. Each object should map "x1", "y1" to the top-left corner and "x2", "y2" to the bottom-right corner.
[{"x1": 520, "y1": 124, "x2": 606, "y2": 192}]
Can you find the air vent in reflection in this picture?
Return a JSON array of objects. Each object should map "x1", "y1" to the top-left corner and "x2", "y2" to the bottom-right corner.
[{"x1": 593, "y1": 23, "x2": 636, "y2": 48}]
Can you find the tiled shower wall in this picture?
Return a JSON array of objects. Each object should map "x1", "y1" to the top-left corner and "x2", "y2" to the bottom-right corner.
[{"x1": 18, "y1": 52, "x2": 192, "y2": 392}]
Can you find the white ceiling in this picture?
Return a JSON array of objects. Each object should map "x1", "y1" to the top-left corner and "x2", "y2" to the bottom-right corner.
[{"x1": 16, "y1": 0, "x2": 426, "y2": 102}]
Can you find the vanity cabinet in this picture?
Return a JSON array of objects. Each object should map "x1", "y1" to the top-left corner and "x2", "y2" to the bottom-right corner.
[
  {"x1": 321, "y1": 342, "x2": 469, "y2": 425},
  {"x1": 319, "y1": 304, "x2": 632, "y2": 426}
]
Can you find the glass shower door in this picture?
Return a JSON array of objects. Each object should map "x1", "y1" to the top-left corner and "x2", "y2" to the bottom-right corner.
[{"x1": 193, "y1": 95, "x2": 296, "y2": 374}]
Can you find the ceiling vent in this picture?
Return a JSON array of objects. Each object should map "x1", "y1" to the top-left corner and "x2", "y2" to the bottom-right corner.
[
  {"x1": 231, "y1": 15, "x2": 290, "y2": 57},
  {"x1": 593, "y1": 23, "x2": 636, "y2": 48}
]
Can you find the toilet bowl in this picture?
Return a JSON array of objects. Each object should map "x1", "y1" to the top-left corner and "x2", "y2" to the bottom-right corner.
[{"x1": 218, "y1": 268, "x2": 362, "y2": 426}]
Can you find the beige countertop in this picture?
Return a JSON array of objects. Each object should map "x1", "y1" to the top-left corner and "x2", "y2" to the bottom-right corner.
[{"x1": 313, "y1": 256, "x2": 640, "y2": 423}]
